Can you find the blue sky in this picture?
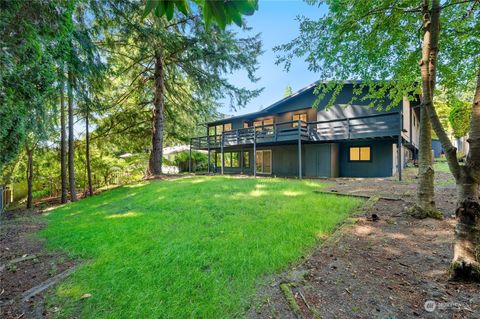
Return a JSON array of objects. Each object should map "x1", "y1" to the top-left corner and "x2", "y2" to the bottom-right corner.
[{"x1": 220, "y1": 0, "x2": 327, "y2": 117}]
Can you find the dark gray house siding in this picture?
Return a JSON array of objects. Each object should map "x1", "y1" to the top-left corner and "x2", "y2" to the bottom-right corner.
[
  {"x1": 339, "y1": 140, "x2": 394, "y2": 177},
  {"x1": 192, "y1": 81, "x2": 420, "y2": 179}
]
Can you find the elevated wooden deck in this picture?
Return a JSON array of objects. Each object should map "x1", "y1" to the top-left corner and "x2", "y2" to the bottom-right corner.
[{"x1": 191, "y1": 112, "x2": 401, "y2": 150}]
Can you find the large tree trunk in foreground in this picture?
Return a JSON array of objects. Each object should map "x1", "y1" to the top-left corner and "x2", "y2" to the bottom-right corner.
[
  {"x1": 60, "y1": 70, "x2": 68, "y2": 204},
  {"x1": 425, "y1": 64, "x2": 480, "y2": 280},
  {"x1": 148, "y1": 51, "x2": 165, "y2": 176},
  {"x1": 452, "y1": 171, "x2": 480, "y2": 281},
  {"x1": 410, "y1": 0, "x2": 440, "y2": 218},
  {"x1": 86, "y1": 107, "x2": 93, "y2": 196},
  {"x1": 67, "y1": 68, "x2": 77, "y2": 201},
  {"x1": 449, "y1": 71, "x2": 480, "y2": 281},
  {"x1": 26, "y1": 147, "x2": 33, "y2": 209}
]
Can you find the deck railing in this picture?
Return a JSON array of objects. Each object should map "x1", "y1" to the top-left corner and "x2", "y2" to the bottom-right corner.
[{"x1": 190, "y1": 112, "x2": 400, "y2": 150}]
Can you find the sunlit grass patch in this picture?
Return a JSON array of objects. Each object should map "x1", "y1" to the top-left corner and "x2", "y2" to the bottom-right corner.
[{"x1": 41, "y1": 176, "x2": 362, "y2": 318}]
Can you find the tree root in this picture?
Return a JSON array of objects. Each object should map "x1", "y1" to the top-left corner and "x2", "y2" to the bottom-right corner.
[
  {"x1": 450, "y1": 260, "x2": 480, "y2": 282},
  {"x1": 406, "y1": 205, "x2": 443, "y2": 220},
  {"x1": 279, "y1": 282, "x2": 302, "y2": 319}
]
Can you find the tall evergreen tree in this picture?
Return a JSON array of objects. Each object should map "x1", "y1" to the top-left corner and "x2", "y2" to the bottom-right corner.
[
  {"x1": 284, "y1": 84, "x2": 293, "y2": 97},
  {"x1": 0, "y1": 1, "x2": 61, "y2": 172},
  {"x1": 59, "y1": 66, "x2": 68, "y2": 203},
  {"x1": 95, "y1": 0, "x2": 262, "y2": 176}
]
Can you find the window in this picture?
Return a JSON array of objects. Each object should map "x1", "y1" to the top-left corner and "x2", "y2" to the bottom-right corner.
[
  {"x1": 255, "y1": 150, "x2": 272, "y2": 174},
  {"x1": 243, "y1": 151, "x2": 250, "y2": 168},
  {"x1": 209, "y1": 123, "x2": 232, "y2": 136},
  {"x1": 254, "y1": 118, "x2": 274, "y2": 130},
  {"x1": 349, "y1": 146, "x2": 371, "y2": 162},
  {"x1": 224, "y1": 152, "x2": 232, "y2": 167},
  {"x1": 292, "y1": 113, "x2": 307, "y2": 127},
  {"x1": 215, "y1": 152, "x2": 221, "y2": 167},
  {"x1": 243, "y1": 122, "x2": 250, "y2": 128},
  {"x1": 209, "y1": 126, "x2": 216, "y2": 136},
  {"x1": 215, "y1": 151, "x2": 240, "y2": 168},
  {"x1": 232, "y1": 152, "x2": 239, "y2": 167}
]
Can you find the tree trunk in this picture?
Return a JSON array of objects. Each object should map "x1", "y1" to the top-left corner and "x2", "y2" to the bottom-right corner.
[
  {"x1": 26, "y1": 147, "x2": 33, "y2": 209},
  {"x1": 148, "y1": 51, "x2": 165, "y2": 176},
  {"x1": 68, "y1": 68, "x2": 77, "y2": 201},
  {"x1": 86, "y1": 107, "x2": 93, "y2": 196},
  {"x1": 450, "y1": 71, "x2": 480, "y2": 281},
  {"x1": 451, "y1": 170, "x2": 480, "y2": 281},
  {"x1": 424, "y1": 65, "x2": 480, "y2": 281},
  {"x1": 416, "y1": 107, "x2": 437, "y2": 216},
  {"x1": 60, "y1": 68, "x2": 68, "y2": 203},
  {"x1": 410, "y1": 0, "x2": 440, "y2": 219}
]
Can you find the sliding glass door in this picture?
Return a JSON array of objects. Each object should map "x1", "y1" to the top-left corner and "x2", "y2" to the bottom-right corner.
[{"x1": 255, "y1": 150, "x2": 272, "y2": 174}]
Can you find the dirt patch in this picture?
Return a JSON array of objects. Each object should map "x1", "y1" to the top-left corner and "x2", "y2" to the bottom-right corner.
[
  {"x1": 250, "y1": 171, "x2": 479, "y2": 319},
  {"x1": 0, "y1": 208, "x2": 75, "y2": 319}
]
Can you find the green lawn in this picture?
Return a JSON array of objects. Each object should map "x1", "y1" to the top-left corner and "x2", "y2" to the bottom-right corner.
[{"x1": 41, "y1": 176, "x2": 362, "y2": 318}]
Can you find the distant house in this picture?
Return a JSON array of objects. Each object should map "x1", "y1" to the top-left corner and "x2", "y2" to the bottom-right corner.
[
  {"x1": 163, "y1": 145, "x2": 191, "y2": 161},
  {"x1": 190, "y1": 81, "x2": 420, "y2": 179},
  {"x1": 432, "y1": 139, "x2": 443, "y2": 158}
]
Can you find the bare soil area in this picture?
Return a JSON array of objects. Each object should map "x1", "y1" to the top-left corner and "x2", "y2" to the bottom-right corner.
[
  {"x1": 250, "y1": 168, "x2": 480, "y2": 319},
  {"x1": 0, "y1": 209, "x2": 75, "y2": 319}
]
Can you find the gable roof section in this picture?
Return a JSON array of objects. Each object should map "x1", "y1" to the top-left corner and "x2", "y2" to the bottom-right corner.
[{"x1": 207, "y1": 80, "x2": 364, "y2": 125}]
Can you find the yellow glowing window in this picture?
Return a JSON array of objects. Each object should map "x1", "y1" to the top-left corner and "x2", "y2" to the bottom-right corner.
[
  {"x1": 263, "y1": 118, "x2": 274, "y2": 126},
  {"x1": 293, "y1": 113, "x2": 307, "y2": 127},
  {"x1": 223, "y1": 123, "x2": 232, "y2": 131},
  {"x1": 243, "y1": 122, "x2": 250, "y2": 128},
  {"x1": 349, "y1": 146, "x2": 371, "y2": 161}
]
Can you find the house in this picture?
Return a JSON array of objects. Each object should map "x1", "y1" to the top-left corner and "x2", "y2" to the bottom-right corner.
[
  {"x1": 190, "y1": 81, "x2": 420, "y2": 179},
  {"x1": 432, "y1": 139, "x2": 443, "y2": 158}
]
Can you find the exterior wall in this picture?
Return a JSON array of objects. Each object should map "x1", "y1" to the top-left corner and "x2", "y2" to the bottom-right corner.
[
  {"x1": 339, "y1": 140, "x2": 394, "y2": 178},
  {"x1": 401, "y1": 98, "x2": 420, "y2": 148},
  {"x1": 304, "y1": 144, "x2": 339, "y2": 178},
  {"x1": 432, "y1": 139, "x2": 443, "y2": 158},
  {"x1": 392, "y1": 144, "x2": 412, "y2": 176},
  {"x1": 217, "y1": 140, "x2": 400, "y2": 178}
]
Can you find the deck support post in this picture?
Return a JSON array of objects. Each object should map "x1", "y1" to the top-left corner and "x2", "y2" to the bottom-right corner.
[
  {"x1": 398, "y1": 136, "x2": 402, "y2": 181},
  {"x1": 240, "y1": 145, "x2": 244, "y2": 175},
  {"x1": 189, "y1": 140, "x2": 192, "y2": 173},
  {"x1": 207, "y1": 143, "x2": 211, "y2": 174},
  {"x1": 221, "y1": 133, "x2": 224, "y2": 175},
  {"x1": 207, "y1": 134, "x2": 211, "y2": 174},
  {"x1": 298, "y1": 119, "x2": 302, "y2": 179},
  {"x1": 398, "y1": 111, "x2": 403, "y2": 181},
  {"x1": 253, "y1": 129, "x2": 257, "y2": 178}
]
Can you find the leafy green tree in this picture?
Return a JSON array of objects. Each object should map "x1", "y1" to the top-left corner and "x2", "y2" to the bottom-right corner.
[
  {"x1": 143, "y1": 0, "x2": 258, "y2": 29},
  {"x1": 277, "y1": 0, "x2": 480, "y2": 280},
  {"x1": 449, "y1": 98, "x2": 472, "y2": 139},
  {"x1": 275, "y1": 0, "x2": 440, "y2": 216}
]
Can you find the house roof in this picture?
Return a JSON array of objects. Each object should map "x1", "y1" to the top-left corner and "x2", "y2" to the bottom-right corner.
[{"x1": 207, "y1": 80, "x2": 365, "y2": 125}]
